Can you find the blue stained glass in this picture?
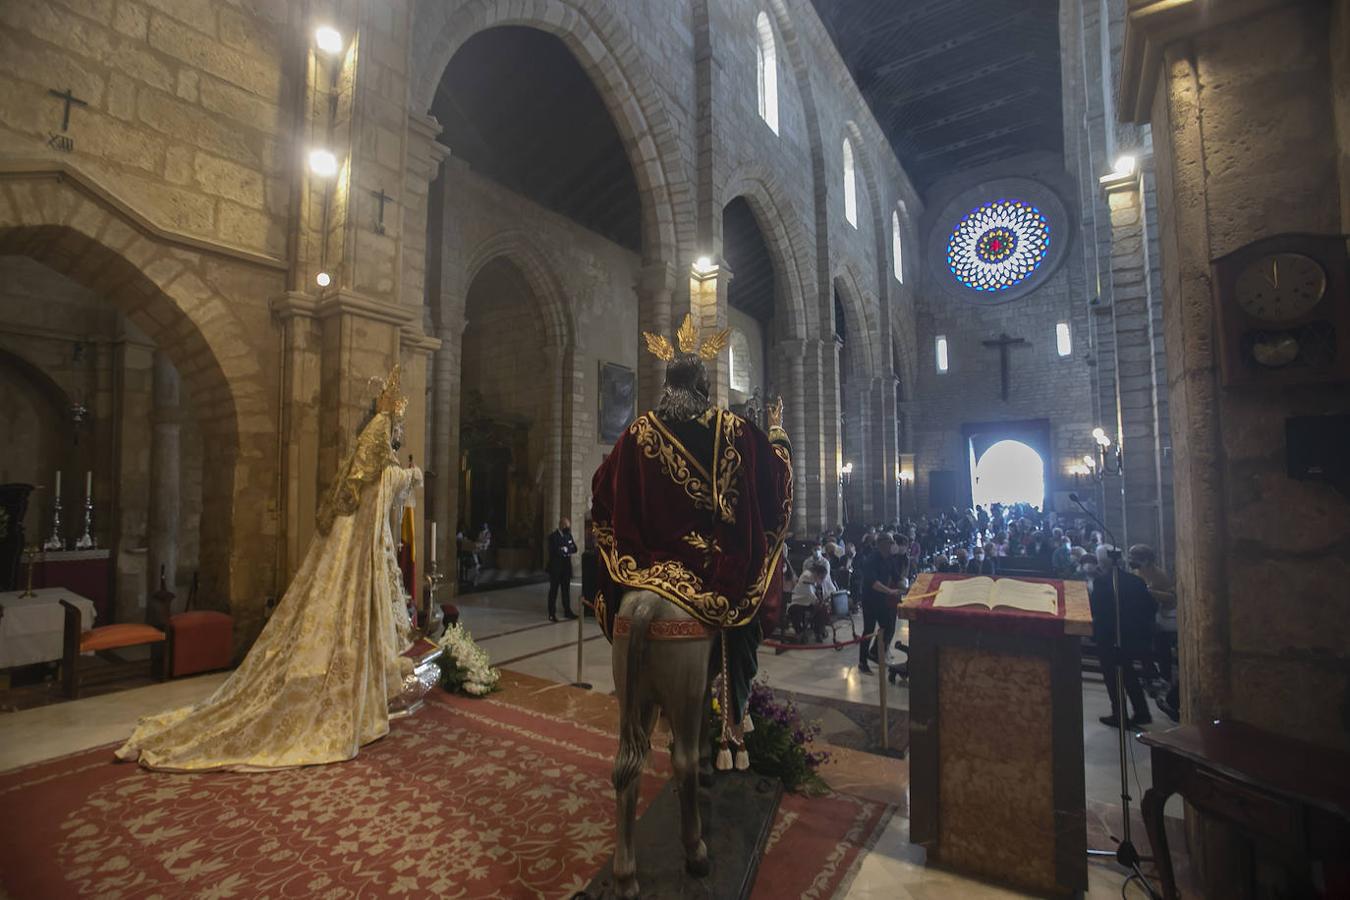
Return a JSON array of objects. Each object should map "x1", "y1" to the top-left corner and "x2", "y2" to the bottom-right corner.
[{"x1": 946, "y1": 199, "x2": 1051, "y2": 292}]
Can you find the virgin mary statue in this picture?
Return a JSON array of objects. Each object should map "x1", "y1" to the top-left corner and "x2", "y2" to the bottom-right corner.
[{"x1": 116, "y1": 366, "x2": 422, "y2": 771}]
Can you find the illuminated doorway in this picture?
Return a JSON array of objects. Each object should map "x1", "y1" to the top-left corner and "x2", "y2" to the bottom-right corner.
[{"x1": 971, "y1": 439, "x2": 1046, "y2": 509}]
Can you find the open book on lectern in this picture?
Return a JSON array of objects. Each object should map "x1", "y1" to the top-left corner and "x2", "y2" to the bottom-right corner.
[{"x1": 932, "y1": 576, "x2": 1058, "y2": 615}]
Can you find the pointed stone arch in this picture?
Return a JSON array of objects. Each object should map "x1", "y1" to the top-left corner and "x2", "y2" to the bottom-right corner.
[
  {"x1": 0, "y1": 167, "x2": 282, "y2": 639},
  {"x1": 410, "y1": 0, "x2": 694, "y2": 269}
]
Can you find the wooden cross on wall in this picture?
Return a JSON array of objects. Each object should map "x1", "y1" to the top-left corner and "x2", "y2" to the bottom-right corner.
[
  {"x1": 48, "y1": 87, "x2": 87, "y2": 131},
  {"x1": 371, "y1": 188, "x2": 392, "y2": 234},
  {"x1": 981, "y1": 332, "x2": 1027, "y2": 401}
]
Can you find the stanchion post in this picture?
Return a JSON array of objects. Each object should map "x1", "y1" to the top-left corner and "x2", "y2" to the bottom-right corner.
[
  {"x1": 877, "y1": 629, "x2": 888, "y2": 751},
  {"x1": 571, "y1": 599, "x2": 592, "y2": 690}
]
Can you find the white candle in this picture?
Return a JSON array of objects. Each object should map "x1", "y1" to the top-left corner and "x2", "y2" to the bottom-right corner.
[
  {"x1": 55, "y1": 470, "x2": 61, "y2": 496},
  {"x1": 85, "y1": 471, "x2": 92, "y2": 498},
  {"x1": 430, "y1": 522, "x2": 437, "y2": 564}
]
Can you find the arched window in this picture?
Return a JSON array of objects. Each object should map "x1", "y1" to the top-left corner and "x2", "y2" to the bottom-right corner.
[
  {"x1": 843, "y1": 139, "x2": 858, "y2": 227},
  {"x1": 891, "y1": 209, "x2": 904, "y2": 283},
  {"x1": 729, "y1": 328, "x2": 752, "y2": 393},
  {"x1": 755, "y1": 12, "x2": 779, "y2": 135}
]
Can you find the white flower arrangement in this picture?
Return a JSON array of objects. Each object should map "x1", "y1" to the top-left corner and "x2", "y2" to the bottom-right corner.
[{"x1": 436, "y1": 623, "x2": 500, "y2": 696}]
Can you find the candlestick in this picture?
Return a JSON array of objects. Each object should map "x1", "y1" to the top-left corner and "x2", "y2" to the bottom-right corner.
[
  {"x1": 19, "y1": 546, "x2": 38, "y2": 598},
  {"x1": 75, "y1": 493, "x2": 95, "y2": 551},
  {"x1": 44, "y1": 489, "x2": 65, "y2": 551}
]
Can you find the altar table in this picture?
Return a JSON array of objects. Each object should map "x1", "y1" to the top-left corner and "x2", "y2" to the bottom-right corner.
[
  {"x1": 902, "y1": 572, "x2": 1091, "y2": 897},
  {"x1": 0, "y1": 588, "x2": 97, "y2": 668},
  {"x1": 31, "y1": 550, "x2": 112, "y2": 623}
]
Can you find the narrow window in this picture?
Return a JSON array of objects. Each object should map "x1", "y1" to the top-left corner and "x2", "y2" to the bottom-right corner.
[
  {"x1": 755, "y1": 13, "x2": 779, "y2": 135},
  {"x1": 935, "y1": 335, "x2": 949, "y2": 373},
  {"x1": 891, "y1": 209, "x2": 904, "y2": 282},
  {"x1": 843, "y1": 139, "x2": 858, "y2": 227},
  {"x1": 1056, "y1": 321, "x2": 1072, "y2": 357},
  {"x1": 729, "y1": 329, "x2": 752, "y2": 393}
]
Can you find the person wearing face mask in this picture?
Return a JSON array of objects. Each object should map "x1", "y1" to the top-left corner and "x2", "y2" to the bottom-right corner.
[
  {"x1": 1051, "y1": 535, "x2": 1075, "y2": 578},
  {"x1": 965, "y1": 545, "x2": 996, "y2": 575}
]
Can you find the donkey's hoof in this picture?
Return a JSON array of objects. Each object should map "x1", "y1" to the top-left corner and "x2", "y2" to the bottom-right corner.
[
  {"x1": 614, "y1": 874, "x2": 640, "y2": 899},
  {"x1": 685, "y1": 840, "x2": 711, "y2": 877}
]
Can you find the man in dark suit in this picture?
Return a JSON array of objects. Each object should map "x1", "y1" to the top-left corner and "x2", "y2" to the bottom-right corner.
[
  {"x1": 546, "y1": 517, "x2": 578, "y2": 622},
  {"x1": 1090, "y1": 545, "x2": 1157, "y2": 727}
]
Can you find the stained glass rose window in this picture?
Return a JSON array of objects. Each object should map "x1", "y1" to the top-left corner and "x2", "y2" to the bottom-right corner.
[{"x1": 946, "y1": 199, "x2": 1051, "y2": 292}]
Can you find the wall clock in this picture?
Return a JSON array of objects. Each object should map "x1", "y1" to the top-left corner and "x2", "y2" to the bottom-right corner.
[{"x1": 1211, "y1": 234, "x2": 1349, "y2": 387}]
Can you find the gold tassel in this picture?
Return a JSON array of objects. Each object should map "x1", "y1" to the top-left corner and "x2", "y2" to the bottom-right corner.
[
  {"x1": 715, "y1": 744, "x2": 733, "y2": 771},
  {"x1": 734, "y1": 747, "x2": 750, "y2": 771}
]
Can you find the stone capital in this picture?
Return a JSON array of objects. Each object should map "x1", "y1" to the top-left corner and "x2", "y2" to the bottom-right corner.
[
  {"x1": 269, "y1": 290, "x2": 320, "y2": 321},
  {"x1": 314, "y1": 288, "x2": 419, "y2": 329}
]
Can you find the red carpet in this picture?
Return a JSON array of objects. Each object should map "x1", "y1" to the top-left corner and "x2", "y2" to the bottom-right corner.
[{"x1": 0, "y1": 690, "x2": 891, "y2": 899}]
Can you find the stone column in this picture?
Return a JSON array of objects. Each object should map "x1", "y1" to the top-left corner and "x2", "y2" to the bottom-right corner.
[
  {"x1": 774, "y1": 338, "x2": 810, "y2": 534},
  {"x1": 636, "y1": 262, "x2": 677, "y2": 412},
  {"x1": 111, "y1": 337, "x2": 154, "y2": 623},
  {"x1": 147, "y1": 351, "x2": 180, "y2": 603},
  {"x1": 1101, "y1": 167, "x2": 1167, "y2": 554},
  {"x1": 430, "y1": 323, "x2": 463, "y2": 573}
]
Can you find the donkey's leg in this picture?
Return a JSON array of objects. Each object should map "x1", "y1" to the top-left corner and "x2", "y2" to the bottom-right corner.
[
  {"x1": 613, "y1": 698, "x2": 656, "y2": 898},
  {"x1": 665, "y1": 644, "x2": 712, "y2": 876}
]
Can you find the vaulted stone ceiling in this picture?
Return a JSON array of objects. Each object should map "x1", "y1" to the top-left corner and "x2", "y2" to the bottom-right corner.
[
  {"x1": 431, "y1": 26, "x2": 642, "y2": 252},
  {"x1": 810, "y1": 0, "x2": 1064, "y2": 193}
]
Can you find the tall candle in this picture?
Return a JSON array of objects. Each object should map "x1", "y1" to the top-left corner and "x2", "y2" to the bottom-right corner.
[
  {"x1": 55, "y1": 470, "x2": 61, "y2": 496},
  {"x1": 85, "y1": 471, "x2": 92, "y2": 498},
  {"x1": 430, "y1": 522, "x2": 437, "y2": 564}
]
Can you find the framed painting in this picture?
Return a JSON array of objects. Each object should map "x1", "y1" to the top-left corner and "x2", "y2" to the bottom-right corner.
[{"x1": 598, "y1": 362, "x2": 635, "y2": 444}]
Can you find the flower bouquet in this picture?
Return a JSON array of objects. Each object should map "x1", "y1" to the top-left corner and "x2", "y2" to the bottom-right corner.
[
  {"x1": 436, "y1": 623, "x2": 500, "y2": 696},
  {"x1": 713, "y1": 680, "x2": 831, "y2": 794}
]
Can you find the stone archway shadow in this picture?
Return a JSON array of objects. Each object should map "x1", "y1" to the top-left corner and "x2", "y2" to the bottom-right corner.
[{"x1": 0, "y1": 167, "x2": 283, "y2": 642}]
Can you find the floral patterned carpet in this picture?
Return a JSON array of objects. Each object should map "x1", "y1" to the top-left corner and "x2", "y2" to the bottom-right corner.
[{"x1": 0, "y1": 688, "x2": 891, "y2": 899}]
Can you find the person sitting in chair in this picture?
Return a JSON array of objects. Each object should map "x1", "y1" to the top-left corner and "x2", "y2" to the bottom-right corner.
[{"x1": 789, "y1": 560, "x2": 830, "y2": 643}]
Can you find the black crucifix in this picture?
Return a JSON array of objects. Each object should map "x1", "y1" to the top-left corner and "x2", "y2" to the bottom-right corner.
[
  {"x1": 982, "y1": 332, "x2": 1027, "y2": 401},
  {"x1": 371, "y1": 188, "x2": 392, "y2": 234},
  {"x1": 48, "y1": 88, "x2": 88, "y2": 132}
]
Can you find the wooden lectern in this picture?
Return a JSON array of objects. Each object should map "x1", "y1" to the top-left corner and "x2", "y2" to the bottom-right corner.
[{"x1": 902, "y1": 572, "x2": 1091, "y2": 897}]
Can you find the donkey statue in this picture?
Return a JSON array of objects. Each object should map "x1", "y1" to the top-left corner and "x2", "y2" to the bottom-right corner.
[{"x1": 589, "y1": 321, "x2": 792, "y2": 898}]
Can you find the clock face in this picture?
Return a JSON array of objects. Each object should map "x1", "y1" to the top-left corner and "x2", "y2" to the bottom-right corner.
[{"x1": 1234, "y1": 252, "x2": 1327, "y2": 322}]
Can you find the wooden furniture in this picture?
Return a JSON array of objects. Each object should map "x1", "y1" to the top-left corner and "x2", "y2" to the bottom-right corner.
[
  {"x1": 1140, "y1": 721, "x2": 1350, "y2": 900},
  {"x1": 60, "y1": 593, "x2": 168, "y2": 698},
  {"x1": 32, "y1": 550, "x2": 113, "y2": 623},
  {"x1": 902, "y1": 572, "x2": 1092, "y2": 897},
  {"x1": 0, "y1": 588, "x2": 97, "y2": 667}
]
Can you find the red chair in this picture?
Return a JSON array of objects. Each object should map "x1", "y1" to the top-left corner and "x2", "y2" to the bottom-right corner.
[{"x1": 165, "y1": 572, "x2": 234, "y2": 678}]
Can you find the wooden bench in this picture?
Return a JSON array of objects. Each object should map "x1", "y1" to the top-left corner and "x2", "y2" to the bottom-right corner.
[{"x1": 60, "y1": 593, "x2": 169, "y2": 699}]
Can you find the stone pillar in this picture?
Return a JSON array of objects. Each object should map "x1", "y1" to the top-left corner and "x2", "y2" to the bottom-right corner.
[
  {"x1": 269, "y1": 293, "x2": 323, "y2": 584},
  {"x1": 430, "y1": 322, "x2": 463, "y2": 573},
  {"x1": 111, "y1": 337, "x2": 154, "y2": 623},
  {"x1": 1101, "y1": 167, "x2": 1168, "y2": 554},
  {"x1": 636, "y1": 262, "x2": 677, "y2": 412},
  {"x1": 774, "y1": 338, "x2": 810, "y2": 533},
  {"x1": 1122, "y1": 0, "x2": 1350, "y2": 754},
  {"x1": 690, "y1": 262, "x2": 731, "y2": 405},
  {"x1": 147, "y1": 351, "x2": 180, "y2": 603}
]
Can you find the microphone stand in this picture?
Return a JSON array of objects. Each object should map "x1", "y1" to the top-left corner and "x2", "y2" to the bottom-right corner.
[{"x1": 1070, "y1": 493, "x2": 1158, "y2": 898}]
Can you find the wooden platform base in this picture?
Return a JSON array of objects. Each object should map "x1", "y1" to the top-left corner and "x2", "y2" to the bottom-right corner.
[{"x1": 580, "y1": 771, "x2": 783, "y2": 899}]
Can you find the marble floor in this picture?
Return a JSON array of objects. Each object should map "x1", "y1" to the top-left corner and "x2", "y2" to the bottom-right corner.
[{"x1": 0, "y1": 581, "x2": 1185, "y2": 898}]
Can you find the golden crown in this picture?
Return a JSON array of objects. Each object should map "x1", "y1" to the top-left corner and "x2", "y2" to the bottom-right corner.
[
  {"x1": 643, "y1": 313, "x2": 731, "y2": 362},
  {"x1": 375, "y1": 364, "x2": 408, "y2": 417}
]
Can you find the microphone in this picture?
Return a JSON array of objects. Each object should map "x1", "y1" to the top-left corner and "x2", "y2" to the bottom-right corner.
[{"x1": 1068, "y1": 491, "x2": 1121, "y2": 560}]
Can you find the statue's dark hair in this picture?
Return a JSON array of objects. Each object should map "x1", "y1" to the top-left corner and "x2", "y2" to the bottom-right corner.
[{"x1": 655, "y1": 354, "x2": 711, "y2": 421}]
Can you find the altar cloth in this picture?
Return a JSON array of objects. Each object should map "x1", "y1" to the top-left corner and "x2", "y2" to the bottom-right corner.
[{"x1": 0, "y1": 588, "x2": 96, "y2": 667}]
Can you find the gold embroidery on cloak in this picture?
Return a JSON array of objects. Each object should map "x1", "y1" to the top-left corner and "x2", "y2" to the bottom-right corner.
[{"x1": 630, "y1": 415, "x2": 713, "y2": 512}]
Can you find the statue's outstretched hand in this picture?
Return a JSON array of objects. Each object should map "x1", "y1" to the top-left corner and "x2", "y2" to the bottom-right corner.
[{"x1": 767, "y1": 395, "x2": 784, "y2": 430}]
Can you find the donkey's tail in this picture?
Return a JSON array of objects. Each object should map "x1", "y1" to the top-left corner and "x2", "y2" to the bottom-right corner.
[{"x1": 612, "y1": 595, "x2": 657, "y2": 792}]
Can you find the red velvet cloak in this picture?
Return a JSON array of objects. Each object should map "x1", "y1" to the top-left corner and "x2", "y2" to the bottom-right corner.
[{"x1": 590, "y1": 408, "x2": 793, "y2": 639}]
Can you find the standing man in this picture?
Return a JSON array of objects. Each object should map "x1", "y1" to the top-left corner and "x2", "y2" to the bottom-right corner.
[
  {"x1": 858, "y1": 533, "x2": 904, "y2": 674},
  {"x1": 547, "y1": 517, "x2": 578, "y2": 622}
]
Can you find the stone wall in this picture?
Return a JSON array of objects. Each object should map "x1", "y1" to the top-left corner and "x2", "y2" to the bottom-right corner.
[{"x1": 911, "y1": 154, "x2": 1096, "y2": 518}]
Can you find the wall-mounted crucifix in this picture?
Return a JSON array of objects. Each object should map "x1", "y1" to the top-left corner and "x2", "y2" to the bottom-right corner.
[
  {"x1": 48, "y1": 88, "x2": 87, "y2": 132},
  {"x1": 371, "y1": 188, "x2": 392, "y2": 234},
  {"x1": 981, "y1": 332, "x2": 1027, "y2": 401}
]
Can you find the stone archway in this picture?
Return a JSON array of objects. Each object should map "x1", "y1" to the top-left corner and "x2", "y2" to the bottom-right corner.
[
  {"x1": 0, "y1": 169, "x2": 282, "y2": 641},
  {"x1": 410, "y1": 0, "x2": 693, "y2": 270}
]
